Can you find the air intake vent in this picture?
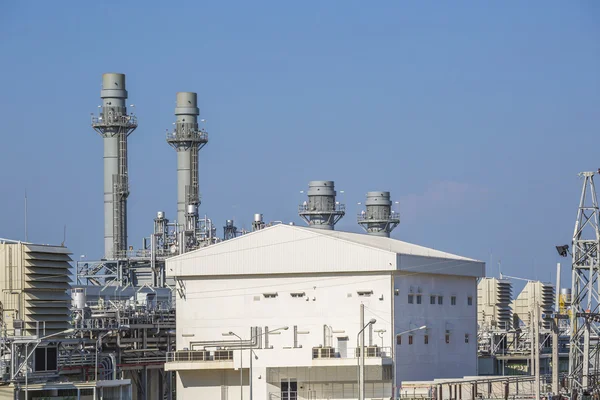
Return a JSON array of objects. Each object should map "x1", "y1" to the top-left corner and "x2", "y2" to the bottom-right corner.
[
  {"x1": 355, "y1": 346, "x2": 381, "y2": 358},
  {"x1": 312, "y1": 347, "x2": 335, "y2": 359}
]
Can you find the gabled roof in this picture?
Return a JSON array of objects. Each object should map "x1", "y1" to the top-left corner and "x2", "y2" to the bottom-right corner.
[{"x1": 167, "y1": 224, "x2": 484, "y2": 278}]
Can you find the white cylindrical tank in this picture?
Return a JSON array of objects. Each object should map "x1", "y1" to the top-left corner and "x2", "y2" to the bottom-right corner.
[
  {"x1": 157, "y1": 211, "x2": 165, "y2": 219},
  {"x1": 187, "y1": 204, "x2": 198, "y2": 216},
  {"x1": 71, "y1": 288, "x2": 86, "y2": 309},
  {"x1": 254, "y1": 213, "x2": 263, "y2": 223}
]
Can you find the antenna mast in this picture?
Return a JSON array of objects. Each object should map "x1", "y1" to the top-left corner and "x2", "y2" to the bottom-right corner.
[{"x1": 24, "y1": 189, "x2": 28, "y2": 242}]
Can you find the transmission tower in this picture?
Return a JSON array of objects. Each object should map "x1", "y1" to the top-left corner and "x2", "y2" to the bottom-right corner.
[{"x1": 569, "y1": 171, "x2": 600, "y2": 390}]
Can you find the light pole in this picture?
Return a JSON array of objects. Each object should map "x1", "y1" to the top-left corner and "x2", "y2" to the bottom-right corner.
[
  {"x1": 224, "y1": 332, "x2": 243, "y2": 400},
  {"x1": 223, "y1": 326, "x2": 288, "y2": 400},
  {"x1": 250, "y1": 349, "x2": 258, "y2": 400},
  {"x1": 357, "y1": 318, "x2": 377, "y2": 400},
  {"x1": 394, "y1": 325, "x2": 427, "y2": 399}
]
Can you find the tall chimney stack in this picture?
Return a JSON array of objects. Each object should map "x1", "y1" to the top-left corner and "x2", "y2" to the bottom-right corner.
[
  {"x1": 91, "y1": 73, "x2": 137, "y2": 259},
  {"x1": 166, "y1": 92, "x2": 208, "y2": 229}
]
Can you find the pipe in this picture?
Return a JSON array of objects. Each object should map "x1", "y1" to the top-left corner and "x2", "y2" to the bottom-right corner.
[
  {"x1": 556, "y1": 263, "x2": 561, "y2": 313},
  {"x1": 189, "y1": 328, "x2": 259, "y2": 350},
  {"x1": 108, "y1": 353, "x2": 117, "y2": 380}
]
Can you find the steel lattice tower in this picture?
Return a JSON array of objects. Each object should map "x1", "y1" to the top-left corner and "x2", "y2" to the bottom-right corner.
[{"x1": 569, "y1": 171, "x2": 600, "y2": 390}]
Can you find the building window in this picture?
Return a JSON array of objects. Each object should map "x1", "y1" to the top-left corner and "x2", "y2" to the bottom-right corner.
[
  {"x1": 408, "y1": 294, "x2": 414, "y2": 304},
  {"x1": 468, "y1": 296, "x2": 473, "y2": 306},
  {"x1": 357, "y1": 290, "x2": 373, "y2": 297},
  {"x1": 34, "y1": 347, "x2": 58, "y2": 372},
  {"x1": 263, "y1": 293, "x2": 278, "y2": 298},
  {"x1": 445, "y1": 334, "x2": 450, "y2": 344},
  {"x1": 465, "y1": 334, "x2": 469, "y2": 344},
  {"x1": 408, "y1": 335, "x2": 413, "y2": 345},
  {"x1": 424, "y1": 335, "x2": 429, "y2": 345},
  {"x1": 430, "y1": 295, "x2": 436, "y2": 305},
  {"x1": 438, "y1": 296, "x2": 443, "y2": 305},
  {"x1": 451, "y1": 296, "x2": 456, "y2": 306},
  {"x1": 397, "y1": 335, "x2": 402, "y2": 345},
  {"x1": 416, "y1": 295, "x2": 422, "y2": 304}
]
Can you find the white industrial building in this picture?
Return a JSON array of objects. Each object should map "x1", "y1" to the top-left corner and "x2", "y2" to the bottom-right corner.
[{"x1": 165, "y1": 224, "x2": 485, "y2": 399}]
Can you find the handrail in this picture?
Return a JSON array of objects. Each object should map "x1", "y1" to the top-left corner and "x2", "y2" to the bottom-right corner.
[{"x1": 166, "y1": 350, "x2": 233, "y2": 362}]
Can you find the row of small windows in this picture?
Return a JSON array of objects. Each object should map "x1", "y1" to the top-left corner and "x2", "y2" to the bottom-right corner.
[
  {"x1": 397, "y1": 334, "x2": 470, "y2": 345},
  {"x1": 407, "y1": 294, "x2": 472, "y2": 306}
]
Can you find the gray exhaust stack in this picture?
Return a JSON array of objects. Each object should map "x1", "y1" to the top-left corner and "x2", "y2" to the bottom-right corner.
[
  {"x1": 91, "y1": 73, "x2": 138, "y2": 259},
  {"x1": 298, "y1": 181, "x2": 345, "y2": 230},
  {"x1": 224, "y1": 219, "x2": 238, "y2": 240},
  {"x1": 166, "y1": 92, "x2": 208, "y2": 228},
  {"x1": 358, "y1": 191, "x2": 399, "y2": 237}
]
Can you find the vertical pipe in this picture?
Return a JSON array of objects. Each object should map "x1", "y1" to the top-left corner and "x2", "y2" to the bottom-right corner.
[
  {"x1": 552, "y1": 317, "x2": 559, "y2": 395},
  {"x1": 360, "y1": 303, "x2": 365, "y2": 400},
  {"x1": 24, "y1": 190, "x2": 27, "y2": 242},
  {"x1": 239, "y1": 337, "x2": 243, "y2": 400},
  {"x1": 556, "y1": 263, "x2": 561, "y2": 313},
  {"x1": 535, "y1": 303, "x2": 540, "y2": 400},
  {"x1": 530, "y1": 310, "x2": 535, "y2": 376}
]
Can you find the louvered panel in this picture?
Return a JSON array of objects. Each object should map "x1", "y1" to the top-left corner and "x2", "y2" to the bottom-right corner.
[
  {"x1": 24, "y1": 281, "x2": 70, "y2": 290},
  {"x1": 24, "y1": 253, "x2": 72, "y2": 262},
  {"x1": 25, "y1": 266, "x2": 70, "y2": 275},
  {"x1": 24, "y1": 292, "x2": 70, "y2": 301},
  {"x1": 26, "y1": 299, "x2": 69, "y2": 307},
  {"x1": 25, "y1": 275, "x2": 73, "y2": 283}
]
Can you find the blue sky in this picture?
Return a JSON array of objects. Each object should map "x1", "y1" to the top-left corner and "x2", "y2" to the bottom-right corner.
[{"x1": 0, "y1": 2, "x2": 598, "y2": 291}]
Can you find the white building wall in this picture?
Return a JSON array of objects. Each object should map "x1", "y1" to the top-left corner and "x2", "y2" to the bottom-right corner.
[
  {"x1": 175, "y1": 273, "x2": 393, "y2": 399},
  {"x1": 393, "y1": 273, "x2": 478, "y2": 385},
  {"x1": 172, "y1": 271, "x2": 478, "y2": 399}
]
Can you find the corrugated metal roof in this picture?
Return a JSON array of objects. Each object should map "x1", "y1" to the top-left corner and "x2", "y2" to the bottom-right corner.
[
  {"x1": 292, "y1": 226, "x2": 480, "y2": 262},
  {"x1": 167, "y1": 224, "x2": 484, "y2": 278}
]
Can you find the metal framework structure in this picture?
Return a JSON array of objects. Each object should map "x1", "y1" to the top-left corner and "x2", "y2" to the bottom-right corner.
[
  {"x1": 569, "y1": 171, "x2": 600, "y2": 390},
  {"x1": 0, "y1": 296, "x2": 175, "y2": 400}
]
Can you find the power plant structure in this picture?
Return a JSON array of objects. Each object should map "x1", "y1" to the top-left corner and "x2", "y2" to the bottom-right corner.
[
  {"x1": 2, "y1": 70, "x2": 600, "y2": 399},
  {"x1": 166, "y1": 92, "x2": 208, "y2": 232},
  {"x1": 91, "y1": 73, "x2": 138, "y2": 260},
  {"x1": 568, "y1": 171, "x2": 600, "y2": 391},
  {"x1": 298, "y1": 180, "x2": 345, "y2": 230},
  {"x1": 357, "y1": 191, "x2": 400, "y2": 237}
]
